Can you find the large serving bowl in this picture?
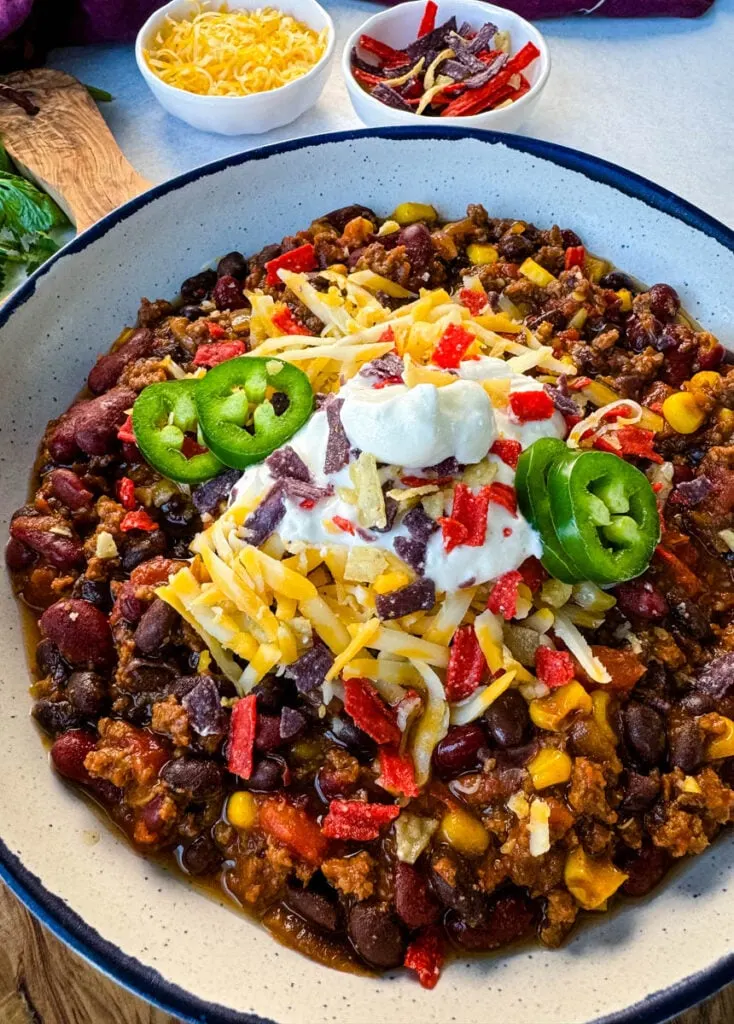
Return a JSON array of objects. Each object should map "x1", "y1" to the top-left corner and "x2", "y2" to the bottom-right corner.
[{"x1": 1, "y1": 128, "x2": 733, "y2": 1024}]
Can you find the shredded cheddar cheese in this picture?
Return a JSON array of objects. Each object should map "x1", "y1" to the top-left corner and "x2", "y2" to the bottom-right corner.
[{"x1": 144, "y1": 3, "x2": 328, "y2": 97}]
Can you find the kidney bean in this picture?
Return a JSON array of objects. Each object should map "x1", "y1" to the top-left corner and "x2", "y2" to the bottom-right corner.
[
  {"x1": 181, "y1": 269, "x2": 217, "y2": 303},
  {"x1": 217, "y1": 251, "x2": 248, "y2": 279},
  {"x1": 47, "y1": 401, "x2": 91, "y2": 463},
  {"x1": 248, "y1": 756, "x2": 288, "y2": 791},
  {"x1": 561, "y1": 228, "x2": 582, "y2": 249},
  {"x1": 212, "y1": 274, "x2": 246, "y2": 311},
  {"x1": 696, "y1": 341, "x2": 724, "y2": 371},
  {"x1": 394, "y1": 862, "x2": 440, "y2": 929},
  {"x1": 10, "y1": 515, "x2": 83, "y2": 571},
  {"x1": 66, "y1": 671, "x2": 106, "y2": 716},
  {"x1": 72, "y1": 577, "x2": 113, "y2": 613},
  {"x1": 182, "y1": 834, "x2": 222, "y2": 876},
  {"x1": 647, "y1": 283, "x2": 680, "y2": 323},
  {"x1": 620, "y1": 771, "x2": 661, "y2": 812},
  {"x1": 434, "y1": 723, "x2": 486, "y2": 775},
  {"x1": 600, "y1": 270, "x2": 635, "y2": 291},
  {"x1": 33, "y1": 699, "x2": 82, "y2": 735},
  {"x1": 122, "y1": 658, "x2": 178, "y2": 694},
  {"x1": 40, "y1": 599, "x2": 114, "y2": 669},
  {"x1": 36, "y1": 638, "x2": 69, "y2": 684},
  {"x1": 134, "y1": 598, "x2": 179, "y2": 656},
  {"x1": 667, "y1": 711, "x2": 705, "y2": 774},
  {"x1": 619, "y1": 842, "x2": 670, "y2": 897},
  {"x1": 138, "y1": 792, "x2": 176, "y2": 842},
  {"x1": 329, "y1": 714, "x2": 377, "y2": 760},
  {"x1": 286, "y1": 883, "x2": 340, "y2": 933},
  {"x1": 626, "y1": 313, "x2": 663, "y2": 353},
  {"x1": 74, "y1": 387, "x2": 137, "y2": 456},
  {"x1": 5, "y1": 536, "x2": 35, "y2": 571},
  {"x1": 348, "y1": 904, "x2": 405, "y2": 969},
  {"x1": 47, "y1": 468, "x2": 93, "y2": 510},
  {"x1": 160, "y1": 757, "x2": 224, "y2": 802},
  {"x1": 398, "y1": 222, "x2": 434, "y2": 279},
  {"x1": 88, "y1": 328, "x2": 154, "y2": 394},
  {"x1": 430, "y1": 849, "x2": 486, "y2": 927},
  {"x1": 484, "y1": 689, "x2": 530, "y2": 749},
  {"x1": 256, "y1": 714, "x2": 284, "y2": 752},
  {"x1": 659, "y1": 326, "x2": 697, "y2": 385},
  {"x1": 50, "y1": 729, "x2": 97, "y2": 783},
  {"x1": 622, "y1": 703, "x2": 666, "y2": 768},
  {"x1": 121, "y1": 531, "x2": 167, "y2": 573},
  {"x1": 322, "y1": 205, "x2": 377, "y2": 233},
  {"x1": 615, "y1": 580, "x2": 669, "y2": 622},
  {"x1": 249, "y1": 243, "x2": 281, "y2": 268},
  {"x1": 446, "y1": 892, "x2": 535, "y2": 951},
  {"x1": 192, "y1": 468, "x2": 241, "y2": 516}
]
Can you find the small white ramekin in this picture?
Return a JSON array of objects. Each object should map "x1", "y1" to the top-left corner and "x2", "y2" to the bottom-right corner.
[
  {"x1": 135, "y1": 0, "x2": 335, "y2": 136},
  {"x1": 343, "y1": 0, "x2": 550, "y2": 132}
]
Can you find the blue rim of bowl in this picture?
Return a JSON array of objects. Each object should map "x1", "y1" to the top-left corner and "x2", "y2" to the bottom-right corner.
[{"x1": 1, "y1": 125, "x2": 733, "y2": 1024}]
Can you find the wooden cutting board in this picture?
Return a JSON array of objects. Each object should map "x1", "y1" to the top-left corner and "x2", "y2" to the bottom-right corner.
[{"x1": 0, "y1": 69, "x2": 151, "y2": 234}]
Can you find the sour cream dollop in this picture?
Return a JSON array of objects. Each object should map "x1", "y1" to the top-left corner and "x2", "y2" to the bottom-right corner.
[{"x1": 340, "y1": 378, "x2": 496, "y2": 468}]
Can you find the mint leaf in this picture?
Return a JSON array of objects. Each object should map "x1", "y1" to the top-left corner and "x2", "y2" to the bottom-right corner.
[
  {"x1": 0, "y1": 171, "x2": 66, "y2": 237},
  {"x1": 24, "y1": 233, "x2": 58, "y2": 273}
]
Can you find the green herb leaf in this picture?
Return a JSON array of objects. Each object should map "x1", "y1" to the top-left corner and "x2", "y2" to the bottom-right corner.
[
  {"x1": 0, "y1": 139, "x2": 13, "y2": 174},
  {"x1": 85, "y1": 84, "x2": 114, "y2": 102},
  {"x1": 24, "y1": 233, "x2": 59, "y2": 273},
  {"x1": 0, "y1": 171, "x2": 66, "y2": 238}
]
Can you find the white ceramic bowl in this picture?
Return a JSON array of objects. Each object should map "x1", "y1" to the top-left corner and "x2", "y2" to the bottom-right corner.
[
  {"x1": 342, "y1": 0, "x2": 550, "y2": 131},
  {"x1": 2, "y1": 129, "x2": 734, "y2": 1024},
  {"x1": 135, "y1": 0, "x2": 335, "y2": 135}
]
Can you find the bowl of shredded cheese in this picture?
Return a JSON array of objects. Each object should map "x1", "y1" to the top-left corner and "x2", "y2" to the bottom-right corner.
[{"x1": 136, "y1": 0, "x2": 334, "y2": 135}]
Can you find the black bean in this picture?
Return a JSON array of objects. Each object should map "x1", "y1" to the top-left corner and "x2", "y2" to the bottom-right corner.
[
  {"x1": 285, "y1": 883, "x2": 340, "y2": 933},
  {"x1": 599, "y1": 270, "x2": 635, "y2": 291},
  {"x1": 445, "y1": 892, "x2": 535, "y2": 951},
  {"x1": 134, "y1": 598, "x2": 180, "y2": 655},
  {"x1": 66, "y1": 671, "x2": 106, "y2": 715},
  {"x1": 36, "y1": 638, "x2": 69, "y2": 684},
  {"x1": 620, "y1": 771, "x2": 661, "y2": 812},
  {"x1": 248, "y1": 756, "x2": 287, "y2": 791},
  {"x1": 180, "y1": 304, "x2": 206, "y2": 321},
  {"x1": 32, "y1": 699, "x2": 81, "y2": 735},
  {"x1": 434, "y1": 723, "x2": 486, "y2": 775},
  {"x1": 161, "y1": 757, "x2": 224, "y2": 801},
  {"x1": 123, "y1": 658, "x2": 178, "y2": 694},
  {"x1": 619, "y1": 842, "x2": 670, "y2": 897},
  {"x1": 623, "y1": 703, "x2": 666, "y2": 768},
  {"x1": 72, "y1": 577, "x2": 113, "y2": 613},
  {"x1": 328, "y1": 714, "x2": 376, "y2": 760},
  {"x1": 668, "y1": 713, "x2": 705, "y2": 774},
  {"x1": 121, "y1": 531, "x2": 167, "y2": 573},
  {"x1": 251, "y1": 674, "x2": 295, "y2": 714},
  {"x1": 347, "y1": 904, "x2": 405, "y2": 969},
  {"x1": 484, "y1": 689, "x2": 530, "y2": 749},
  {"x1": 670, "y1": 599, "x2": 712, "y2": 642},
  {"x1": 430, "y1": 849, "x2": 486, "y2": 927},
  {"x1": 497, "y1": 232, "x2": 534, "y2": 263},
  {"x1": 158, "y1": 494, "x2": 198, "y2": 538},
  {"x1": 561, "y1": 229, "x2": 582, "y2": 249},
  {"x1": 181, "y1": 269, "x2": 217, "y2": 303},
  {"x1": 217, "y1": 251, "x2": 248, "y2": 279},
  {"x1": 182, "y1": 834, "x2": 222, "y2": 876},
  {"x1": 270, "y1": 392, "x2": 290, "y2": 417}
]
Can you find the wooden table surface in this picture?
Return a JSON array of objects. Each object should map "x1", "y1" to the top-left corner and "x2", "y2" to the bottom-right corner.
[{"x1": 0, "y1": 880, "x2": 731, "y2": 1024}]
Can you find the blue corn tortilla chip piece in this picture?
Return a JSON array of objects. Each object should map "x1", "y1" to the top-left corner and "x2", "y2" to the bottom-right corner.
[
  {"x1": 672, "y1": 475, "x2": 713, "y2": 508},
  {"x1": 462, "y1": 53, "x2": 508, "y2": 90},
  {"x1": 361, "y1": 353, "x2": 405, "y2": 381},
  {"x1": 371, "y1": 83, "x2": 413, "y2": 111},
  {"x1": 544, "y1": 376, "x2": 578, "y2": 417},
  {"x1": 403, "y1": 505, "x2": 439, "y2": 542},
  {"x1": 405, "y1": 16, "x2": 457, "y2": 59},
  {"x1": 440, "y1": 58, "x2": 474, "y2": 82},
  {"x1": 374, "y1": 492, "x2": 399, "y2": 534},
  {"x1": 266, "y1": 445, "x2": 311, "y2": 482},
  {"x1": 375, "y1": 577, "x2": 436, "y2": 620},
  {"x1": 394, "y1": 535, "x2": 428, "y2": 575},
  {"x1": 280, "y1": 477, "x2": 334, "y2": 504},
  {"x1": 423, "y1": 455, "x2": 461, "y2": 477},
  {"x1": 279, "y1": 706, "x2": 307, "y2": 740},
  {"x1": 324, "y1": 397, "x2": 351, "y2": 473},
  {"x1": 465, "y1": 21, "x2": 498, "y2": 54},
  {"x1": 182, "y1": 677, "x2": 228, "y2": 737},
  {"x1": 243, "y1": 482, "x2": 286, "y2": 547},
  {"x1": 286, "y1": 641, "x2": 334, "y2": 694}
]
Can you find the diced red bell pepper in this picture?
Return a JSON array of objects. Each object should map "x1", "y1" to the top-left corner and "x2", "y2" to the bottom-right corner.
[
  {"x1": 490, "y1": 438, "x2": 522, "y2": 469},
  {"x1": 459, "y1": 288, "x2": 488, "y2": 316},
  {"x1": 377, "y1": 745, "x2": 419, "y2": 798},
  {"x1": 374, "y1": 376, "x2": 405, "y2": 389},
  {"x1": 193, "y1": 339, "x2": 247, "y2": 367},
  {"x1": 272, "y1": 305, "x2": 313, "y2": 336},
  {"x1": 569, "y1": 376, "x2": 593, "y2": 391},
  {"x1": 441, "y1": 42, "x2": 540, "y2": 117},
  {"x1": 487, "y1": 570, "x2": 523, "y2": 619},
  {"x1": 404, "y1": 926, "x2": 445, "y2": 990},
  {"x1": 206, "y1": 320, "x2": 227, "y2": 340},
  {"x1": 535, "y1": 646, "x2": 575, "y2": 689},
  {"x1": 417, "y1": 0, "x2": 438, "y2": 36},
  {"x1": 379, "y1": 325, "x2": 396, "y2": 344},
  {"x1": 353, "y1": 67, "x2": 384, "y2": 89},
  {"x1": 486, "y1": 481, "x2": 517, "y2": 517},
  {"x1": 227, "y1": 694, "x2": 257, "y2": 779},
  {"x1": 260, "y1": 796, "x2": 327, "y2": 864},
  {"x1": 300, "y1": 498, "x2": 316, "y2": 510},
  {"x1": 117, "y1": 414, "x2": 136, "y2": 445},
  {"x1": 564, "y1": 246, "x2": 586, "y2": 271},
  {"x1": 331, "y1": 515, "x2": 355, "y2": 536},
  {"x1": 518, "y1": 556, "x2": 547, "y2": 593},
  {"x1": 120, "y1": 508, "x2": 158, "y2": 532},
  {"x1": 264, "y1": 243, "x2": 317, "y2": 287},
  {"x1": 181, "y1": 435, "x2": 209, "y2": 458},
  {"x1": 437, "y1": 516, "x2": 468, "y2": 554},
  {"x1": 595, "y1": 425, "x2": 663, "y2": 464},
  {"x1": 432, "y1": 322, "x2": 475, "y2": 369},
  {"x1": 508, "y1": 389, "x2": 555, "y2": 422},
  {"x1": 116, "y1": 476, "x2": 136, "y2": 511},
  {"x1": 358, "y1": 34, "x2": 409, "y2": 67},
  {"x1": 321, "y1": 799, "x2": 400, "y2": 841},
  {"x1": 450, "y1": 483, "x2": 492, "y2": 546},
  {"x1": 446, "y1": 624, "x2": 486, "y2": 702},
  {"x1": 343, "y1": 677, "x2": 401, "y2": 745}
]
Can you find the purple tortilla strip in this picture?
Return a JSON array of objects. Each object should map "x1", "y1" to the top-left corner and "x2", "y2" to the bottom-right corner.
[
  {"x1": 243, "y1": 482, "x2": 286, "y2": 547},
  {"x1": 423, "y1": 456, "x2": 461, "y2": 477},
  {"x1": 544, "y1": 376, "x2": 578, "y2": 417},
  {"x1": 324, "y1": 397, "x2": 351, "y2": 473},
  {"x1": 286, "y1": 641, "x2": 334, "y2": 694},
  {"x1": 462, "y1": 53, "x2": 508, "y2": 89},
  {"x1": 374, "y1": 0, "x2": 713, "y2": 18},
  {"x1": 280, "y1": 478, "x2": 334, "y2": 504},
  {"x1": 375, "y1": 577, "x2": 436, "y2": 620},
  {"x1": 671, "y1": 476, "x2": 713, "y2": 508},
  {"x1": 403, "y1": 505, "x2": 439, "y2": 542},
  {"x1": 371, "y1": 82, "x2": 413, "y2": 111},
  {"x1": 394, "y1": 535, "x2": 428, "y2": 575},
  {"x1": 266, "y1": 445, "x2": 311, "y2": 482},
  {"x1": 361, "y1": 353, "x2": 405, "y2": 380},
  {"x1": 465, "y1": 21, "x2": 497, "y2": 54},
  {"x1": 279, "y1": 706, "x2": 307, "y2": 740},
  {"x1": 182, "y1": 677, "x2": 228, "y2": 737},
  {"x1": 405, "y1": 16, "x2": 457, "y2": 59},
  {"x1": 374, "y1": 492, "x2": 399, "y2": 534}
]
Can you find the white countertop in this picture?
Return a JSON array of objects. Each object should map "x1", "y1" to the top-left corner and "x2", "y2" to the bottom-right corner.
[{"x1": 51, "y1": 0, "x2": 734, "y2": 228}]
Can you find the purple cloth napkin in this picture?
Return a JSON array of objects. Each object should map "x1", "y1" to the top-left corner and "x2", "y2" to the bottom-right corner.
[{"x1": 378, "y1": 0, "x2": 714, "y2": 16}]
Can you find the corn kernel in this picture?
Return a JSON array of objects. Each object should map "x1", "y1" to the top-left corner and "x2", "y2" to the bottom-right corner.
[
  {"x1": 615, "y1": 288, "x2": 633, "y2": 312},
  {"x1": 528, "y1": 747, "x2": 572, "y2": 789},
  {"x1": 572, "y1": 581, "x2": 617, "y2": 613},
  {"x1": 706, "y1": 716, "x2": 734, "y2": 759},
  {"x1": 373, "y1": 570, "x2": 411, "y2": 594},
  {"x1": 227, "y1": 791, "x2": 258, "y2": 830},
  {"x1": 328, "y1": 263, "x2": 348, "y2": 276},
  {"x1": 689, "y1": 371, "x2": 720, "y2": 391},
  {"x1": 519, "y1": 257, "x2": 556, "y2": 288},
  {"x1": 564, "y1": 848, "x2": 627, "y2": 910},
  {"x1": 530, "y1": 681, "x2": 593, "y2": 731},
  {"x1": 391, "y1": 202, "x2": 438, "y2": 226},
  {"x1": 509, "y1": 221, "x2": 526, "y2": 234},
  {"x1": 466, "y1": 243, "x2": 499, "y2": 266},
  {"x1": 439, "y1": 808, "x2": 490, "y2": 857},
  {"x1": 591, "y1": 690, "x2": 617, "y2": 745},
  {"x1": 541, "y1": 579, "x2": 573, "y2": 608},
  {"x1": 662, "y1": 391, "x2": 706, "y2": 434}
]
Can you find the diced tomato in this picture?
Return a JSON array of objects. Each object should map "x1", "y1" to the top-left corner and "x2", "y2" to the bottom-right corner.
[
  {"x1": 193, "y1": 339, "x2": 247, "y2": 367},
  {"x1": 205, "y1": 320, "x2": 227, "y2": 340},
  {"x1": 376, "y1": 746, "x2": 419, "y2": 799},
  {"x1": 459, "y1": 288, "x2": 487, "y2": 316},
  {"x1": 264, "y1": 243, "x2": 317, "y2": 287},
  {"x1": 227, "y1": 694, "x2": 257, "y2": 779},
  {"x1": 116, "y1": 476, "x2": 136, "y2": 511},
  {"x1": 117, "y1": 414, "x2": 136, "y2": 445},
  {"x1": 272, "y1": 306, "x2": 312, "y2": 336},
  {"x1": 490, "y1": 438, "x2": 522, "y2": 469},
  {"x1": 508, "y1": 390, "x2": 555, "y2": 422},
  {"x1": 321, "y1": 799, "x2": 400, "y2": 841},
  {"x1": 404, "y1": 926, "x2": 444, "y2": 990},
  {"x1": 487, "y1": 570, "x2": 523, "y2": 619},
  {"x1": 535, "y1": 647, "x2": 575, "y2": 688},
  {"x1": 379, "y1": 326, "x2": 395, "y2": 343},
  {"x1": 486, "y1": 482, "x2": 517, "y2": 517},
  {"x1": 518, "y1": 556, "x2": 547, "y2": 593},
  {"x1": 331, "y1": 515, "x2": 355, "y2": 536},
  {"x1": 343, "y1": 677, "x2": 401, "y2": 745},
  {"x1": 260, "y1": 796, "x2": 327, "y2": 864},
  {"x1": 564, "y1": 246, "x2": 586, "y2": 271},
  {"x1": 300, "y1": 498, "x2": 316, "y2": 510},
  {"x1": 432, "y1": 323, "x2": 476, "y2": 369},
  {"x1": 446, "y1": 624, "x2": 486, "y2": 702},
  {"x1": 437, "y1": 516, "x2": 468, "y2": 554},
  {"x1": 595, "y1": 425, "x2": 663, "y2": 464},
  {"x1": 373, "y1": 376, "x2": 405, "y2": 389},
  {"x1": 120, "y1": 508, "x2": 158, "y2": 532},
  {"x1": 181, "y1": 435, "x2": 209, "y2": 458},
  {"x1": 590, "y1": 646, "x2": 646, "y2": 692}
]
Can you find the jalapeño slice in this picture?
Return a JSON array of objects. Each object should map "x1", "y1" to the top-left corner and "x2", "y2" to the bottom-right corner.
[
  {"x1": 515, "y1": 438, "x2": 583, "y2": 584},
  {"x1": 194, "y1": 357, "x2": 313, "y2": 470},
  {"x1": 132, "y1": 379, "x2": 224, "y2": 484}
]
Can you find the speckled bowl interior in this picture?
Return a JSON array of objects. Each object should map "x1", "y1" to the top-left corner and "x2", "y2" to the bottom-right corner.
[{"x1": 1, "y1": 128, "x2": 734, "y2": 1024}]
